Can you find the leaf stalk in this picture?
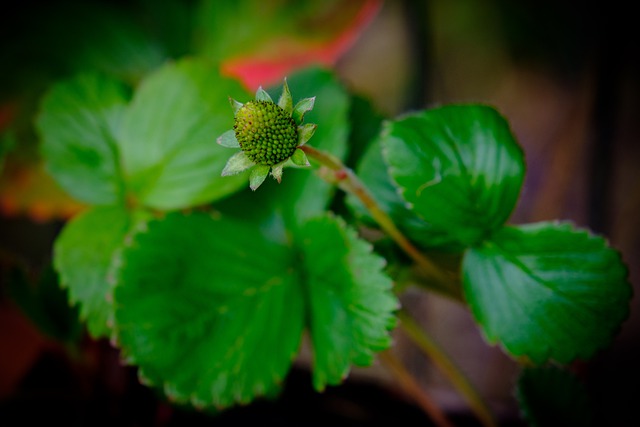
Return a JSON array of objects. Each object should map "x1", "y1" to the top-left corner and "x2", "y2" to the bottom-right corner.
[{"x1": 299, "y1": 144, "x2": 461, "y2": 300}]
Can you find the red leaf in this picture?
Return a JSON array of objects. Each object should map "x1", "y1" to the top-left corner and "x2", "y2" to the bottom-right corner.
[{"x1": 221, "y1": 0, "x2": 382, "y2": 90}]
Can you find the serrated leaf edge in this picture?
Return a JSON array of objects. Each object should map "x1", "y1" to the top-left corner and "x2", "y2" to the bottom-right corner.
[
  {"x1": 305, "y1": 213, "x2": 399, "y2": 391},
  {"x1": 109, "y1": 211, "x2": 300, "y2": 409},
  {"x1": 464, "y1": 220, "x2": 632, "y2": 365}
]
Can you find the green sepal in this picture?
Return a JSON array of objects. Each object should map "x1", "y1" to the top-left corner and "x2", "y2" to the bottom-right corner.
[
  {"x1": 217, "y1": 129, "x2": 240, "y2": 148},
  {"x1": 297, "y1": 123, "x2": 317, "y2": 146},
  {"x1": 222, "y1": 151, "x2": 254, "y2": 176},
  {"x1": 250, "y1": 165, "x2": 270, "y2": 190},
  {"x1": 229, "y1": 97, "x2": 243, "y2": 116},
  {"x1": 291, "y1": 148, "x2": 310, "y2": 167},
  {"x1": 255, "y1": 86, "x2": 273, "y2": 102},
  {"x1": 292, "y1": 97, "x2": 315, "y2": 124},
  {"x1": 271, "y1": 162, "x2": 285, "y2": 183},
  {"x1": 278, "y1": 78, "x2": 293, "y2": 115}
]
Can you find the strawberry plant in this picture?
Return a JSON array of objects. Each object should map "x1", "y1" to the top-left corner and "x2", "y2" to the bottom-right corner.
[
  {"x1": 32, "y1": 58, "x2": 631, "y2": 426},
  {"x1": 2, "y1": 1, "x2": 634, "y2": 426}
]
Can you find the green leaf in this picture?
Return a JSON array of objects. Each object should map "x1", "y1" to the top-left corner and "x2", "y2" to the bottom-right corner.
[
  {"x1": 300, "y1": 214, "x2": 398, "y2": 391},
  {"x1": 382, "y1": 105, "x2": 525, "y2": 246},
  {"x1": 54, "y1": 205, "x2": 134, "y2": 338},
  {"x1": 349, "y1": 136, "x2": 465, "y2": 252},
  {"x1": 516, "y1": 366, "x2": 592, "y2": 427},
  {"x1": 113, "y1": 212, "x2": 305, "y2": 409},
  {"x1": 463, "y1": 222, "x2": 631, "y2": 364},
  {"x1": 118, "y1": 58, "x2": 250, "y2": 210},
  {"x1": 36, "y1": 73, "x2": 129, "y2": 205}
]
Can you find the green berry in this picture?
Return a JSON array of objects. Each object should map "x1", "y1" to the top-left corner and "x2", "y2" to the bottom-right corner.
[{"x1": 234, "y1": 101, "x2": 298, "y2": 166}]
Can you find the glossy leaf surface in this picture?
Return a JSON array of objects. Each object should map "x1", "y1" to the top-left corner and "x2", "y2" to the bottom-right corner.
[
  {"x1": 463, "y1": 221, "x2": 631, "y2": 363},
  {"x1": 382, "y1": 105, "x2": 525, "y2": 246},
  {"x1": 112, "y1": 211, "x2": 398, "y2": 408},
  {"x1": 350, "y1": 136, "x2": 464, "y2": 252},
  {"x1": 114, "y1": 212, "x2": 305, "y2": 408}
]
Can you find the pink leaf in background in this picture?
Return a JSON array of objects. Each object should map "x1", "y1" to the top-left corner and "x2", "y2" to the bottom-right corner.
[{"x1": 221, "y1": 0, "x2": 382, "y2": 90}]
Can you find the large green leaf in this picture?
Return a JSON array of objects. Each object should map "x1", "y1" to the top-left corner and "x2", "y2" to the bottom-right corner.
[
  {"x1": 382, "y1": 105, "x2": 525, "y2": 246},
  {"x1": 463, "y1": 222, "x2": 631, "y2": 363},
  {"x1": 113, "y1": 212, "x2": 305, "y2": 408},
  {"x1": 54, "y1": 205, "x2": 134, "y2": 338},
  {"x1": 118, "y1": 58, "x2": 250, "y2": 210},
  {"x1": 36, "y1": 73, "x2": 129, "y2": 205},
  {"x1": 300, "y1": 214, "x2": 398, "y2": 391},
  {"x1": 112, "y1": 211, "x2": 398, "y2": 408},
  {"x1": 348, "y1": 137, "x2": 464, "y2": 252},
  {"x1": 516, "y1": 366, "x2": 592, "y2": 427}
]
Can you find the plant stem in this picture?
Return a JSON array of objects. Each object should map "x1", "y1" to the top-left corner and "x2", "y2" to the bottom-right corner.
[
  {"x1": 398, "y1": 310, "x2": 498, "y2": 427},
  {"x1": 300, "y1": 144, "x2": 462, "y2": 300},
  {"x1": 379, "y1": 350, "x2": 456, "y2": 427},
  {"x1": 301, "y1": 144, "x2": 489, "y2": 423}
]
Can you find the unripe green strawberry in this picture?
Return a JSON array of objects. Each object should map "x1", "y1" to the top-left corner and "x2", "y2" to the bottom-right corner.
[
  {"x1": 234, "y1": 101, "x2": 298, "y2": 166},
  {"x1": 218, "y1": 80, "x2": 316, "y2": 190}
]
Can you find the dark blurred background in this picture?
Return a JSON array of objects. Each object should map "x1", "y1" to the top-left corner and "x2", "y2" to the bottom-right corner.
[{"x1": 1, "y1": 0, "x2": 639, "y2": 425}]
